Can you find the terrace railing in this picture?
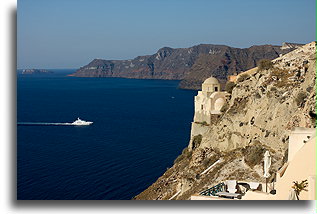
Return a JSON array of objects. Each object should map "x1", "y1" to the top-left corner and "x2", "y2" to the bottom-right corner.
[{"x1": 200, "y1": 182, "x2": 225, "y2": 196}]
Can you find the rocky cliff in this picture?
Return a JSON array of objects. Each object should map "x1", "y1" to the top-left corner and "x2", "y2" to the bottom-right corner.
[
  {"x1": 134, "y1": 42, "x2": 316, "y2": 200},
  {"x1": 70, "y1": 44, "x2": 296, "y2": 89}
]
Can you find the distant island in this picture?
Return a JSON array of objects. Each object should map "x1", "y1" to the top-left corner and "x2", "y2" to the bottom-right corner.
[
  {"x1": 70, "y1": 42, "x2": 302, "y2": 90},
  {"x1": 21, "y1": 69, "x2": 53, "y2": 75}
]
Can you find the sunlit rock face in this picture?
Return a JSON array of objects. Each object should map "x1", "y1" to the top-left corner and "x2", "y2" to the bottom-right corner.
[{"x1": 134, "y1": 42, "x2": 316, "y2": 200}]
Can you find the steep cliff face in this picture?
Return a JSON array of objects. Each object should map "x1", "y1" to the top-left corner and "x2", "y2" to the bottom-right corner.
[
  {"x1": 178, "y1": 45, "x2": 288, "y2": 90},
  {"x1": 134, "y1": 42, "x2": 316, "y2": 200},
  {"x1": 70, "y1": 44, "x2": 295, "y2": 89}
]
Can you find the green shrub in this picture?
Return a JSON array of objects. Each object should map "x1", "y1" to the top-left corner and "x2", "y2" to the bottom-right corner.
[
  {"x1": 295, "y1": 92, "x2": 308, "y2": 107},
  {"x1": 242, "y1": 144, "x2": 265, "y2": 168},
  {"x1": 258, "y1": 59, "x2": 273, "y2": 71},
  {"x1": 236, "y1": 73, "x2": 250, "y2": 83},
  {"x1": 225, "y1": 81, "x2": 236, "y2": 94},
  {"x1": 201, "y1": 121, "x2": 208, "y2": 126},
  {"x1": 192, "y1": 134, "x2": 202, "y2": 150},
  {"x1": 174, "y1": 147, "x2": 193, "y2": 164},
  {"x1": 182, "y1": 148, "x2": 192, "y2": 159}
]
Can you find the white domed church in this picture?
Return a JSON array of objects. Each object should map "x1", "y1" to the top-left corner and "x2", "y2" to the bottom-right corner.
[{"x1": 193, "y1": 76, "x2": 228, "y2": 124}]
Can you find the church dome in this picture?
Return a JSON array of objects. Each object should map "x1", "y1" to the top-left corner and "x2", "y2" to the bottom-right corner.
[
  {"x1": 203, "y1": 76, "x2": 219, "y2": 85},
  {"x1": 214, "y1": 98, "x2": 225, "y2": 111}
]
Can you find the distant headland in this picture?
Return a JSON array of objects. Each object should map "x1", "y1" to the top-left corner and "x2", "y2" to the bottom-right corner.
[
  {"x1": 70, "y1": 42, "x2": 303, "y2": 90},
  {"x1": 21, "y1": 69, "x2": 53, "y2": 75}
]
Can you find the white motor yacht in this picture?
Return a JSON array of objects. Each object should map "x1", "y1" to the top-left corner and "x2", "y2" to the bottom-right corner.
[{"x1": 71, "y1": 117, "x2": 93, "y2": 126}]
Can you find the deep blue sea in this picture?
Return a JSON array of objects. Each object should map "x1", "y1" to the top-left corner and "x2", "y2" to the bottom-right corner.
[{"x1": 17, "y1": 70, "x2": 197, "y2": 200}]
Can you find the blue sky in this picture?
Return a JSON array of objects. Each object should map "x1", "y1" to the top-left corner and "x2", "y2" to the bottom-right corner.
[{"x1": 17, "y1": 0, "x2": 316, "y2": 69}]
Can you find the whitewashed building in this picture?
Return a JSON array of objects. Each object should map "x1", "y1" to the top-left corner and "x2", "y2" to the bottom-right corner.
[{"x1": 193, "y1": 77, "x2": 228, "y2": 124}]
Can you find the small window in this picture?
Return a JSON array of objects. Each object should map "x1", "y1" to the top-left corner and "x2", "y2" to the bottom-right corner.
[
  {"x1": 215, "y1": 87, "x2": 218, "y2": 91},
  {"x1": 201, "y1": 105, "x2": 203, "y2": 110}
]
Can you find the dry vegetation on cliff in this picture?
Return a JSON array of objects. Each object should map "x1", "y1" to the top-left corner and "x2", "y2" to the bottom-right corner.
[{"x1": 134, "y1": 42, "x2": 316, "y2": 200}]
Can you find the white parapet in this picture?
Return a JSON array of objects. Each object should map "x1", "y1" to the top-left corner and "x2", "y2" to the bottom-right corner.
[
  {"x1": 201, "y1": 159, "x2": 221, "y2": 175},
  {"x1": 168, "y1": 190, "x2": 181, "y2": 200}
]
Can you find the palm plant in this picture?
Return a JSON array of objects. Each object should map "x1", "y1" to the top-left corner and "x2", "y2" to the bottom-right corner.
[{"x1": 292, "y1": 179, "x2": 308, "y2": 200}]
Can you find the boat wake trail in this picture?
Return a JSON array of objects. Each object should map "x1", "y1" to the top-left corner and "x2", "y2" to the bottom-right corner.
[
  {"x1": 17, "y1": 122, "x2": 73, "y2": 126},
  {"x1": 18, "y1": 118, "x2": 93, "y2": 126}
]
